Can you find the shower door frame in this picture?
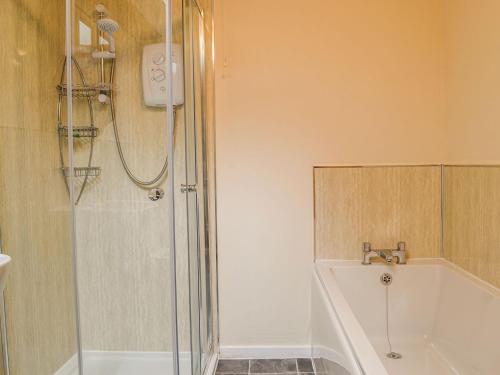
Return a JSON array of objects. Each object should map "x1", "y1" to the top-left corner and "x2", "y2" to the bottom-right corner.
[{"x1": 182, "y1": 0, "x2": 219, "y2": 374}]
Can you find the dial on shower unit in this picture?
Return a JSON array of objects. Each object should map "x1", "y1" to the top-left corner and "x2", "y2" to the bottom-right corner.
[{"x1": 142, "y1": 43, "x2": 184, "y2": 107}]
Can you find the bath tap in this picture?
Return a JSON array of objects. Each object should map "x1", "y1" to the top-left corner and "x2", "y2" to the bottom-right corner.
[
  {"x1": 392, "y1": 241, "x2": 407, "y2": 264},
  {"x1": 362, "y1": 242, "x2": 407, "y2": 265},
  {"x1": 378, "y1": 250, "x2": 394, "y2": 263}
]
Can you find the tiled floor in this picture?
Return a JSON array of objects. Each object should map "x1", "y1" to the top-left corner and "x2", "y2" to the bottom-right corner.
[{"x1": 216, "y1": 359, "x2": 315, "y2": 375}]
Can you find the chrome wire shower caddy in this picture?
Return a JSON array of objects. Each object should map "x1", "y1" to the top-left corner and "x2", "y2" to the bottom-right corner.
[{"x1": 57, "y1": 57, "x2": 101, "y2": 204}]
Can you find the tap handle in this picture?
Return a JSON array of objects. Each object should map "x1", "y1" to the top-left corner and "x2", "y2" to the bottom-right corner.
[
  {"x1": 363, "y1": 242, "x2": 371, "y2": 252},
  {"x1": 397, "y1": 241, "x2": 406, "y2": 251}
]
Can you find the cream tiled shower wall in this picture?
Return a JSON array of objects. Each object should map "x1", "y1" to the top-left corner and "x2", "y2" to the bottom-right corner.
[
  {"x1": 0, "y1": 1, "x2": 78, "y2": 374},
  {"x1": 314, "y1": 166, "x2": 442, "y2": 260}
]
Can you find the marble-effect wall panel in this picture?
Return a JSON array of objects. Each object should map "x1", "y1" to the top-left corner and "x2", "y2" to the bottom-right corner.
[
  {"x1": 314, "y1": 166, "x2": 442, "y2": 260},
  {"x1": 444, "y1": 166, "x2": 500, "y2": 288}
]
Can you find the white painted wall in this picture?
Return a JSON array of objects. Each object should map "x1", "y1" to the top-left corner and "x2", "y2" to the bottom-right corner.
[{"x1": 214, "y1": 0, "x2": 447, "y2": 349}]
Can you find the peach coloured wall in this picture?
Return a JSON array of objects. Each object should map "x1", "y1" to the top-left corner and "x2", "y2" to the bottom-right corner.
[
  {"x1": 215, "y1": 0, "x2": 447, "y2": 349},
  {"x1": 445, "y1": 0, "x2": 500, "y2": 163}
]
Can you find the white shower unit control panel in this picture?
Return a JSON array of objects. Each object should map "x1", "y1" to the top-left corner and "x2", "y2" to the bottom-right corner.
[{"x1": 142, "y1": 43, "x2": 184, "y2": 107}]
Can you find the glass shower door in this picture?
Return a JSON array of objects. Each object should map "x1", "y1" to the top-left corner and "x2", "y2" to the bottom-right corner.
[{"x1": 67, "y1": 1, "x2": 180, "y2": 374}]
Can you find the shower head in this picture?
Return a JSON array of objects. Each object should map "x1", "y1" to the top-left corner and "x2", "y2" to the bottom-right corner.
[
  {"x1": 95, "y1": 4, "x2": 108, "y2": 16},
  {"x1": 97, "y1": 18, "x2": 120, "y2": 53}
]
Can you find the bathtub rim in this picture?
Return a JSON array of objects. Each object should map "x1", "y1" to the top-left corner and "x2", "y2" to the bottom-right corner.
[
  {"x1": 314, "y1": 257, "x2": 500, "y2": 375},
  {"x1": 317, "y1": 258, "x2": 500, "y2": 298}
]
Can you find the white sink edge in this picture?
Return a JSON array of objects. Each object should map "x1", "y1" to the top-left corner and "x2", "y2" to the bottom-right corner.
[{"x1": 0, "y1": 255, "x2": 11, "y2": 267}]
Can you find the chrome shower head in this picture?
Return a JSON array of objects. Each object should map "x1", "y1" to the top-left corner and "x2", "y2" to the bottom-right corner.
[
  {"x1": 95, "y1": 4, "x2": 108, "y2": 16},
  {"x1": 97, "y1": 18, "x2": 119, "y2": 52}
]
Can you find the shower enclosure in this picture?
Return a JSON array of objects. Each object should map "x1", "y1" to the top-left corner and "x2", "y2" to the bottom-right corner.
[{"x1": 0, "y1": 0, "x2": 217, "y2": 374}]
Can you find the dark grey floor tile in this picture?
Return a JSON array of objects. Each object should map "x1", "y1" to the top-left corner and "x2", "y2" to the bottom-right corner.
[
  {"x1": 217, "y1": 359, "x2": 250, "y2": 374},
  {"x1": 297, "y1": 359, "x2": 314, "y2": 373},
  {"x1": 250, "y1": 359, "x2": 297, "y2": 373}
]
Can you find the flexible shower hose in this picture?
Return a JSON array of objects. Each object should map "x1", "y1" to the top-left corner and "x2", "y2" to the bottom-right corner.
[{"x1": 109, "y1": 59, "x2": 174, "y2": 188}]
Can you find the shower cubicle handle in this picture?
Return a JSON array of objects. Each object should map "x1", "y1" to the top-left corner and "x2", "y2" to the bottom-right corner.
[{"x1": 180, "y1": 184, "x2": 197, "y2": 193}]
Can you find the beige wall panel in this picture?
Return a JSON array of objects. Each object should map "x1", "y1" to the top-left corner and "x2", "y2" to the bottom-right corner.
[
  {"x1": 0, "y1": 1, "x2": 78, "y2": 374},
  {"x1": 444, "y1": 166, "x2": 500, "y2": 288},
  {"x1": 315, "y1": 166, "x2": 442, "y2": 260}
]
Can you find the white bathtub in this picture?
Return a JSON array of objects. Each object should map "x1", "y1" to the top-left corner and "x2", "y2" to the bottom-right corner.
[{"x1": 312, "y1": 259, "x2": 500, "y2": 375}]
